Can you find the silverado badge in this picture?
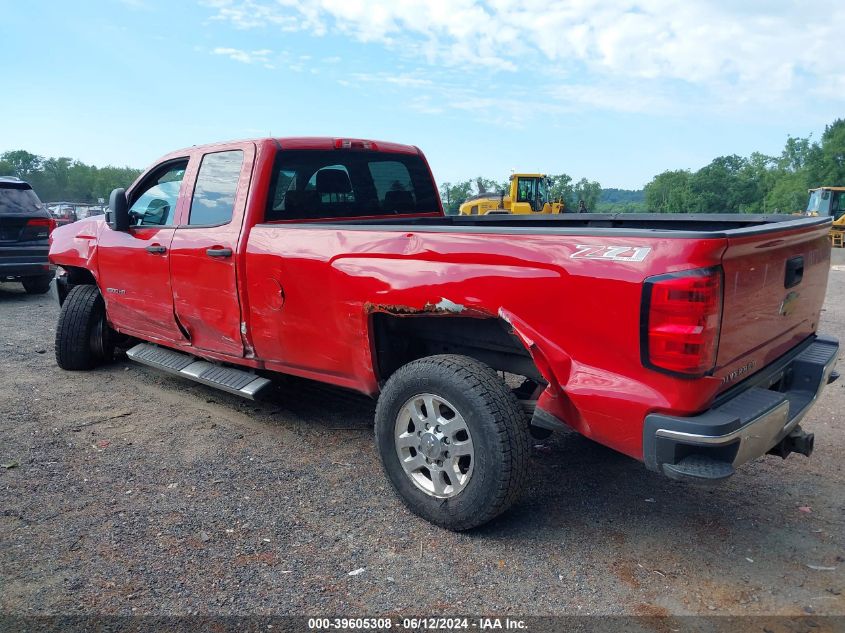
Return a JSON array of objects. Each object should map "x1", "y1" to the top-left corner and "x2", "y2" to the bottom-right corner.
[{"x1": 721, "y1": 361, "x2": 756, "y2": 385}]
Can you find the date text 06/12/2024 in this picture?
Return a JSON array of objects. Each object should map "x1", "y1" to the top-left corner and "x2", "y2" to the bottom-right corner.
[{"x1": 307, "y1": 617, "x2": 528, "y2": 630}]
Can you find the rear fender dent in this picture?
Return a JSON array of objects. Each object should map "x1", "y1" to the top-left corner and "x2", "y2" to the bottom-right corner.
[{"x1": 498, "y1": 307, "x2": 569, "y2": 396}]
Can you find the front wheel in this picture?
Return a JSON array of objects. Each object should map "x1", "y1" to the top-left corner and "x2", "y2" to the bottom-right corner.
[
  {"x1": 55, "y1": 285, "x2": 114, "y2": 370},
  {"x1": 375, "y1": 355, "x2": 530, "y2": 531}
]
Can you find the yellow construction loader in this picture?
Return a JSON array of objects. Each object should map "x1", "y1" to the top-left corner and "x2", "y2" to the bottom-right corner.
[
  {"x1": 459, "y1": 173, "x2": 566, "y2": 215},
  {"x1": 805, "y1": 187, "x2": 845, "y2": 247}
]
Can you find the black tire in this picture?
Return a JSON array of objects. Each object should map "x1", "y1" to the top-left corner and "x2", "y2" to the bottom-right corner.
[
  {"x1": 375, "y1": 354, "x2": 530, "y2": 531},
  {"x1": 54, "y1": 285, "x2": 114, "y2": 370},
  {"x1": 22, "y1": 275, "x2": 53, "y2": 294}
]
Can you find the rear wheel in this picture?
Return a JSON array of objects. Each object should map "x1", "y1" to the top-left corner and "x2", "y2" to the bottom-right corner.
[
  {"x1": 55, "y1": 285, "x2": 114, "y2": 370},
  {"x1": 22, "y1": 274, "x2": 53, "y2": 294},
  {"x1": 375, "y1": 354, "x2": 530, "y2": 531}
]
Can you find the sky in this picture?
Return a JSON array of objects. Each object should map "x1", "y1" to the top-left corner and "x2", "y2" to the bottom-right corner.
[{"x1": 1, "y1": 0, "x2": 844, "y2": 189}]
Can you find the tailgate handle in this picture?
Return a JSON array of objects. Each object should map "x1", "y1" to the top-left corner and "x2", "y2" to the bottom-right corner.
[{"x1": 785, "y1": 256, "x2": 804, "y2": 288}]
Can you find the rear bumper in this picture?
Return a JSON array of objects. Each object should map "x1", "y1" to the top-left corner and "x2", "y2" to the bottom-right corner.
[
  {"x1": 643, "y1": 334, "x2": 839, "y2": 482},
  {"x1": 0, "y1": 245, "x2": 53, "y2": 280}
]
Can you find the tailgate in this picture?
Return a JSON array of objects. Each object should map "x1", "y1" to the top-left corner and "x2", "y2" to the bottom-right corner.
[{"x1": 715, "y1": 220, "x2": 832, "y2": 391}]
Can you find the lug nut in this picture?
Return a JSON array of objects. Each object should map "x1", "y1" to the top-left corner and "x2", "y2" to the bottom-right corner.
[
  {"x1": 435, "y1": 425, "x2": 440, "y2": 432},
  {"x1": 425, "y1": 423, "x2": 430, "y2": 430},
  {"x1": 443, "y1": 438, "x2": 450, "y2": 444}
]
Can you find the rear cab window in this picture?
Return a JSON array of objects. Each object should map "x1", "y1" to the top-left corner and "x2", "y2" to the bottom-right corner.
[{"x1": 265, "y1": 150, "x2": 439, "y2": 221}]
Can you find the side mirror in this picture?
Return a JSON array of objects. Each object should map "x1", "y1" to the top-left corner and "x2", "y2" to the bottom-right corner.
[{"x1": 107, "y1": 188, "x2": 130, "y2": 231}]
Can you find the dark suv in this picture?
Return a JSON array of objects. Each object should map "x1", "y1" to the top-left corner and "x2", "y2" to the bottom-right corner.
[{"x1": 0, "y1": 177, "x2": 55, "y2": 294}]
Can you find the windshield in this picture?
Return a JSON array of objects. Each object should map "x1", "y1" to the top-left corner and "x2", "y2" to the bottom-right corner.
[
  {"x1": 806, "y1": 189, "x2": 831, "y2": 215},
  {"x1": 0, "y1": 185, "x2": 44, "y2": 215}
]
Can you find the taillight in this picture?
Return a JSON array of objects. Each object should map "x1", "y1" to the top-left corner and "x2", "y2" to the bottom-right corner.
[
  {"x1": 24, "y1": 217, "x2": 56, "y2": 239},
  {"x1": 640, "y1": 266, "x2": 723, "y2": 377}
]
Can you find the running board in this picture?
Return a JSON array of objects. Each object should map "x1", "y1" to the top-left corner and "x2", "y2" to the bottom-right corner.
[{"x1": 126, "y1": 343, "x2": 271, "y2": 400}]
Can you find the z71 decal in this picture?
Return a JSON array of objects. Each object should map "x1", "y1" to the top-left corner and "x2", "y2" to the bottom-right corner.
[{"x1": 570, "y1": 245, "x2": 652, "y2": 262}]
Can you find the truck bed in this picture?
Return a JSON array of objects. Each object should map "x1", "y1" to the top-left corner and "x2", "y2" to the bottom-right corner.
[
  {"x1": 263, "y1": 213, "x2": 831, "y2": 237},
  {"x1": 247, "y1": 210, "x2": 833, "y2": 446}
]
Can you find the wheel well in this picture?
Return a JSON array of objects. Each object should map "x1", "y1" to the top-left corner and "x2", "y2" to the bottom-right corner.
[
  {"x1": 65, "y1": 266, "x2": 96, "y2": 285},
  {"x1": 57, "y1": 266, "x2": 97, "y2": 304},
  {"x1": 371, "y1": 314, "x2": 543, "y2": 384}
]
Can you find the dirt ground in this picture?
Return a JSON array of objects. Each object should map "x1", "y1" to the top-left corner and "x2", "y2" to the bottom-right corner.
[{"x1": 1, "y1": 252, "x2": 844, "y2": 618}]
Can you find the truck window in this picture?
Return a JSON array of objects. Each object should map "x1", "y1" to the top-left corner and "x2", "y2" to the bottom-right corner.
[
  {"x1": 188, "y1": 150, "x2": 244, "y2": 226},
  {"x1": 807, "y1": 189, "x2": 832, "y2": 215},
  {"x1": 834, "y1": 192, "x2": 845, "y2": 221},
  {"x1": 368, "y1": 161, "x2": 414, "y2": 207},
  {"x1": 516, "y1": 178, "x2": 537, "y2": 203},
  {"x1": 265, "y1": 150, "x2": 438, "y2": 221},
  {"x1": 128, "y1": 160, "x2": 188, "y2": 227}
]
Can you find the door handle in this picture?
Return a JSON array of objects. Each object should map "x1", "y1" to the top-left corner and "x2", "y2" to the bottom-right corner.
[
  {"x1": 146, "y1": 244, "x2": 167, "y2": 254},
  {"x1": 206, "y1": 247, "x2": 232, "y2": 258},
  {"x1": 785, "y1": 255, "x2": 804, "y2": 288}
]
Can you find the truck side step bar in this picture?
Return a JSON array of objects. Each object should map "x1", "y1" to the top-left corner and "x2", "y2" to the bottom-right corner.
[{"x1": 126, "y1": 343, "x2": 271, "y2": 400}]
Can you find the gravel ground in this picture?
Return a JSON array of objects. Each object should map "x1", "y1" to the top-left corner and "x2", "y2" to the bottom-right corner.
[{"x1": 1, "y1": 253, "x2": 844, "y2": 618}]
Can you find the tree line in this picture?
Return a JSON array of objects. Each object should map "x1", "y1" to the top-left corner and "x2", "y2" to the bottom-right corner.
[
  {"x1": 0, "y1": 147, "x2": 612, "y2": 213},
  {"x1": 644, "y1": 118, "x2": 845, "y2": 214},
  {"x1": 441, "y1": 117, "x2": 844, "y2": 214},
  {"x1": 439, "y1": 175, "x2": 604, "y2": 215},
  {"x1": 0, "y1": 150, "x2": 142, "y2": 203},
  {"x1": 3, "y1": 117, "x2": 843, "y2": 213}
]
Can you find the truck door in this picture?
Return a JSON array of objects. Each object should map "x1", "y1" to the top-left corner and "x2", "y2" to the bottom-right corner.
[
  {"x1": 97, "y1": 159, "x2": 189, "y2": 343},
  {"x1": 169, "y1": 144, "x2": 255, "y2": 357}
]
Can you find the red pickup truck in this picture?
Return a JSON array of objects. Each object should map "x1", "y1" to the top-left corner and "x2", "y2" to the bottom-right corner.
[{"x1": 49, "y1": 137, "x2": 839, "y2": 530}]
